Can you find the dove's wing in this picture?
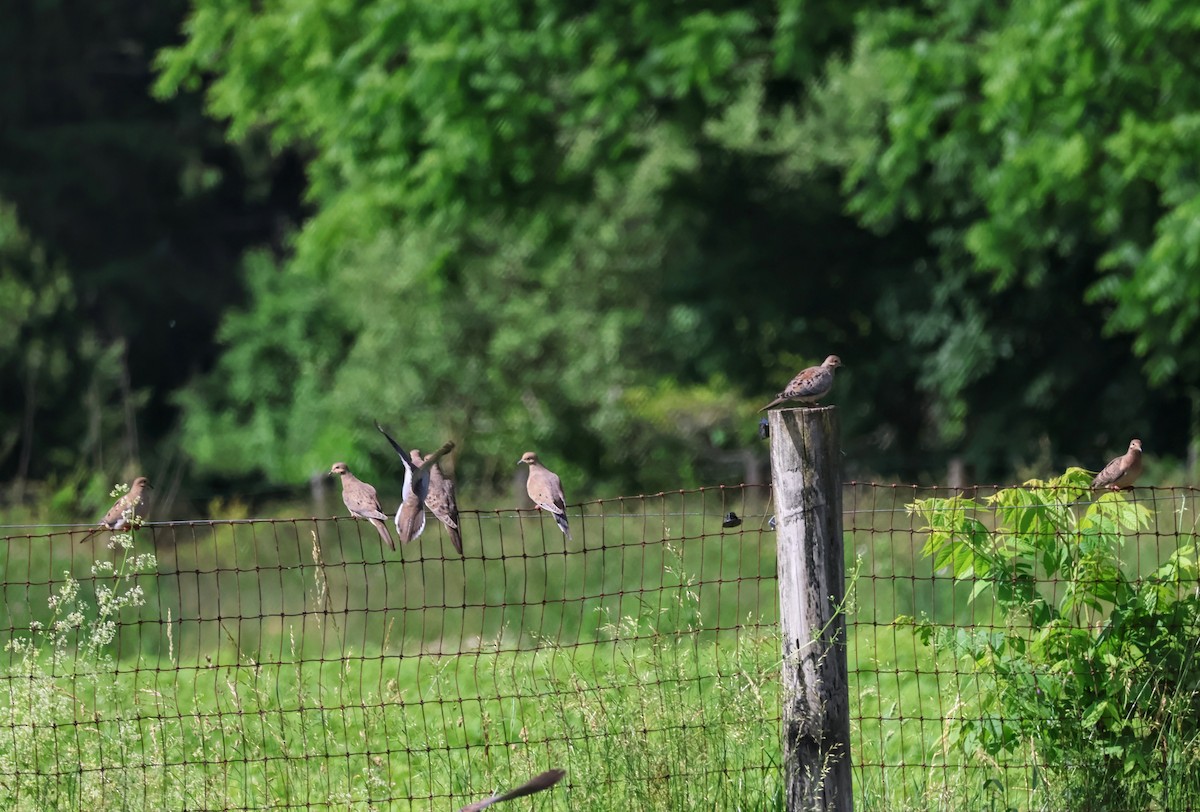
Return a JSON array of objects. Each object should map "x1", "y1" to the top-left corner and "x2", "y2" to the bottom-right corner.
[
  {"x1": 415, "y1": 441, "x2": 455, "y2": 473},
  {"x1": 1092, "y1": 454, "x2": 1129, "y2": 489},
  {"x1": 527, "y1": 472, "x2": 566, "y2": 516},
  {"x1": 375, "y1": 421, "x2": 418, "y2": 474},
  {"x1": 426, "y1": 466, "x2": 463, "y2": 555},
  {"x1": 758, "y1": 362, "x2": 835, "y2": 410},
  {"x1": 343, "y1": 477, "x2": 387, "y2": 521}
]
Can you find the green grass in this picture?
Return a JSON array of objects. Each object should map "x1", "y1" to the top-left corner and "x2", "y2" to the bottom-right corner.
[
  {"x1": 1, "y1": 484, "x2": 1197, "y2": 810},
  {"x1": 1, "y1": 630, "x2": 785, "y2": 810},
  {"x1": 1, "y1": 489, "x2": 786, "y2": 810}
]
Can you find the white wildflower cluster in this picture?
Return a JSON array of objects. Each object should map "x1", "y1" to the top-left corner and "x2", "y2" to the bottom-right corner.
[
  {"x1": 108, "y1": 531, "x2": 135, "y2": 550},
  {"x1": 126, "y1": 584, "x2": 145, "y2": 608},
  {"x1": 45, "y1": 572, "x2": 80, "y2": 610},
  {"x1": 6, "y1": 507, "x2": 159, "y2": 668},
  {"x1": 88, "y1": 619, "x2": 118, "y2": 650},
  {"x1": 51, "y1": 612, "x2": 85, "y2": 647},
  {"x1": 5, "y1": 636, "x2": 31, "y2": 656},
  {"x1": 4, "y1": 574, "x2": 89, "y2": 666},
  {"x1": 47, "y1": 578, "x2": 87, "y2": 655},
  {"x1": 0, "y1": 478, "x2": 179, "y2": 809},
  {"x1": 129, "y1": 553, "x2": 157, "y2": 573},
  {"x1": 95, "y1": 583, "x2": 114, "y2": 613},
  {"x1": 94, "y1": 583, "x2": 123, "y2": 619}
]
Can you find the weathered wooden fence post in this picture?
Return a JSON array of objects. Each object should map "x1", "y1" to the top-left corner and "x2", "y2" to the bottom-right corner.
[{"x1": 768, "y1": 405, "x2": 853, "y2": 811}]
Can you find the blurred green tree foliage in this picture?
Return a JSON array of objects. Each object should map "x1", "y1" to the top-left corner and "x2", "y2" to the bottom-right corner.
[
  {"x1": 154, "y1": 0, "x2": 893, "y2": 489},
  {"x1": 791, "y1": 0, "x2": 1200, "y2": 445},
  {"x1": 5, "y1": 0, "x2": 1197, "y2": 499},
  {"x1": 0, "y1": 201, "x2": 128, "y2": 490},
  {"x1": 0, "y1": 0, "x2": 303, "y2": 491},
  {"x1": 156, "y1": 0, "x2": 1194, "y2": 490}
]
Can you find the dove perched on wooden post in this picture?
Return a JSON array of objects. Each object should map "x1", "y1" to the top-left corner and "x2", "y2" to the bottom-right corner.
[
  {"x1": 1092, "y1": 439, "x2": 1144, "y2": 490},
  {"x1": 759, "y1": 355, "x2": 843, "y2": 411},
  {"x1": 374, "y1": 421, "x2": 454, "y2": 545},
  {"x1": 420, "y1": 450, "x2": 463, "y2": 555},
  {"x1": 330, "y1": 462, "x2": 395, "y2": 550},
  {"x1": 459, "y1": 768, "x2": 566, "y2": 812},
  {"x1": 79, "y1": 476, "x2": 152, "y2": 543},
  {"x1": 519, "y1": 451, "x2": 571, "y2": 540}
]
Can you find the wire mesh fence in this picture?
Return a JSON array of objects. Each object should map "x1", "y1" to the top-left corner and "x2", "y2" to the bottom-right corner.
[
  {"x1": 2, "y1": 482, "x2": 1199, "y2": 810},
  {"x1": 0, "y1": 485, "x2": 779, "y2": 811},
  {"x1": 847, "y1": 481, "x2": 1200, "y2": 812}
]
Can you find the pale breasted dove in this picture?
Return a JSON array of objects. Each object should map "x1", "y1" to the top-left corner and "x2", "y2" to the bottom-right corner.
[
  {"x1": 758, "y1": 355, "x2": 843, "y2": 411},
  {"x1": 374, "y1": 421, "x2": 454, "y2": 545},
  {"x1": 330, "y1": 462, "x2": 394, "y2": 550},
  {"x1": 459, "y1": 768, "x2": 566, "y2": 812},
  {"x1": 80, "y1": 476, "x2": 152, "y2": 543},
  {"x1": 1092, "y1": 439, "x2": 1144, "y2": 490},
  {"x1": 395, "y1": 448, "x2": 429, "y2": 545},
  {"x1": 519, "y1": 451, "x2": 571, "y2": 540},
  {"x1": 420, "y1": 450, "x2": 463, "y2": 555}
]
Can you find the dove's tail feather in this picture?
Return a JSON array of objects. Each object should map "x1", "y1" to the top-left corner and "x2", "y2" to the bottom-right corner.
[
  {"x1": 459, "y1": 768, "x2": 566, "y2": 812},
  {"x1": 78, "y1": 526, "x2": 101, "y2": 544},
  {"x1": 374, "y1": 420, "x2": 415, "y2": 472},
  {"x1": 369, "y1": 517, "x2": 396, "y2": 551},
  {"x1": 758, "y1": 396, "x2": 785, "y2": 412},
  {"x1": 395, "y1": 505, "x2": 427, "y2": 545},
  {"x1": 554, "y1": 512, "x2": 572, "y2": 541},
  {"x1": 448, "y1": 526, "x2": 464, "y2": 556}
]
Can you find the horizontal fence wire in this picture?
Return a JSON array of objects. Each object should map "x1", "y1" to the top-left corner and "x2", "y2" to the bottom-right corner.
[
  {"x1": 2, "y1": 482, "x2": 1199, "y2": 810},
  {"x1": 846, "y1": 482, "x2": 1200, "y2": 812},
  {"x1": 0, "y1": 485, "x2": 779, "y2": 811}
]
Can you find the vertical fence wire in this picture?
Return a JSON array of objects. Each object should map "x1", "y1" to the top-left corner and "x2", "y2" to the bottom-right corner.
[
  {"x1": 0, "y1": 484, "x2": 779, "y2": 810},
  {"x1": 1, "y1": 483, "x2": 1198, "y2": 809},
  {"x1": 846, "y1": 482, "x2": 1200, "y2": 811}
]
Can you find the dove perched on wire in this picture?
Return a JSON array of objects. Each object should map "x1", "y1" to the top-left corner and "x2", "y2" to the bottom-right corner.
[
  {"x1": 330, "y1": 462, "x2": 394, "y2": 550},
  {"x1": 1092, "y1": 439, "x2": 1144, "y2": 491},
  {"x1": 395, "y1": 448, "x2": 429, "y2": 545},
  {"x1": 519, "y1": 451, "x2": 571, "y2": 540},
  {"x1": 79, "y1": 476, "x2": 152, "y2": 543},
  {"x1": 374, "y1": 421, "x2": 454, "y2": 545},
  {"x1": 459, "y1": 768, "x2": 566, "y2": 812},
  {"x1": 420, "y1": 450, "x2": 463, "y2": 555},
  {"x1": 759, "y1": 355, "x2": 843, "y2": 411}
]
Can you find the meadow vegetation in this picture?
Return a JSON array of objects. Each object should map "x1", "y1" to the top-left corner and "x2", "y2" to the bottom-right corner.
[{"x1": 2, "y1": 483, "x2": 1199, "y2": 810}]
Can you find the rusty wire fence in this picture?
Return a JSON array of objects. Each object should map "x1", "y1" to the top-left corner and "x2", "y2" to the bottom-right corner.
[
  {"x1": 2, "y1": 482, "x2": 1200, "y2": 810},
  {"x1": 0, "y1": 485, "x2": 780, "y2": 811},
  {"x1": 847, "y1": 482, "x2": 1200, "y2": 812}
]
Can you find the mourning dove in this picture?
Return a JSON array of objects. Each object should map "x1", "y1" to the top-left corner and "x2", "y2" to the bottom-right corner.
[
  {"x1": 519, "y1": 451, "x2": 571, "y2": 540},
  {"x1": 421, "y1": 451, "x2": 463, "y2": 555},
  {"x1": 1092, "y1": 439, "x2": 1144, "y2": 490},
  {"x1": 330, "y1": 462, "x2": 394, "y2": 550},
  {"x1": 374, "y1": 421, "x2": 454, "y2": 545},
  {"x1": 394, "y1": 448, "x2": 429, "y2": 545},
  {"x1": 80, "y1": 476, "x2": 152, "y2": 543},
  {"x1": 758, "y1": 355, "x2": 843, "y2": 411},
  {"x1": 459, "y1": 768, "x2": 566, "y2": 812}
]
